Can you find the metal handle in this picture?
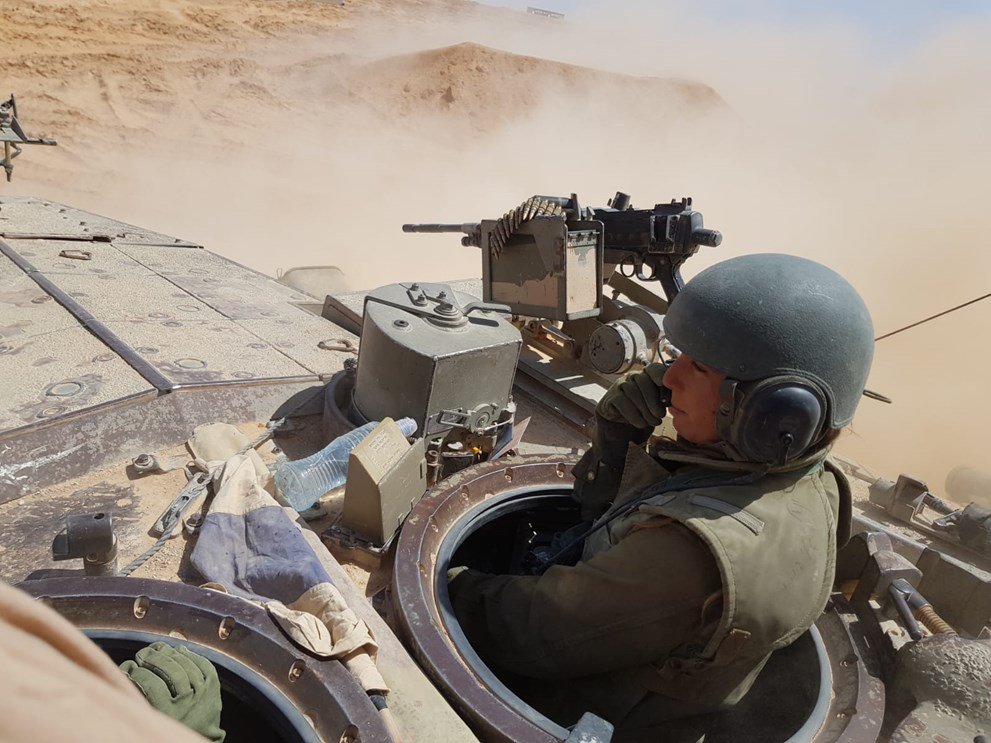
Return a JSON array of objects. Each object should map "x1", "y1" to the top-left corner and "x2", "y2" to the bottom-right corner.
[{"x1": 462, "y1": 300, "x2": 511, "y2": 316}]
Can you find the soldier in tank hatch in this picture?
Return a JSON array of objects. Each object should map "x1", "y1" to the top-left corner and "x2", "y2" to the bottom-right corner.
[{"x1": 448, "y1": 253, "x2": 874, "y2": 741}]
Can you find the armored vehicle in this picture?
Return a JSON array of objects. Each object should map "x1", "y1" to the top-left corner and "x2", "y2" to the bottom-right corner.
[{"x1": 1, "y1": 192, "x2": 989, "y2": 743}]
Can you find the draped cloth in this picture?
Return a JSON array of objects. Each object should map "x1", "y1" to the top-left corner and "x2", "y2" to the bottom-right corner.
[{"x1": 188, "y1": 424, "x2": 386, "y2": 694}]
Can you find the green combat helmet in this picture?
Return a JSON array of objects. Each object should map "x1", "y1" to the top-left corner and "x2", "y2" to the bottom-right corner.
[{"x1": 662, "y1": 253, "x2": 874, "y2": 464}]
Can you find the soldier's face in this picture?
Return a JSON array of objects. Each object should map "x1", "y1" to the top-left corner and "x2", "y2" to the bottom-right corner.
[{"x1": 664, "y1": 353, "x2": 725, "y2": 444}]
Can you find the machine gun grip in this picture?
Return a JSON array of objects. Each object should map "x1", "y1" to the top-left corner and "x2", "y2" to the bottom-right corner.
[{"x1": 692, "y1": 228, "x2": 722, "y2": 247}]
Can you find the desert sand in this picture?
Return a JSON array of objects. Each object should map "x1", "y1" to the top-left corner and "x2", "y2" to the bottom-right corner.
[
  {"x1": 4, "y1": 0, "x2": 728, "y2": 285},
  {"x1": 5, "y1": 0, "x2": 991, "y2": 501}
]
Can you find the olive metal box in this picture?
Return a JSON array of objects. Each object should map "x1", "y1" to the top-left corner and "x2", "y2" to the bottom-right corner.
[{"x1": 481, "y1": 217, "x2": 603, "y2": 322}]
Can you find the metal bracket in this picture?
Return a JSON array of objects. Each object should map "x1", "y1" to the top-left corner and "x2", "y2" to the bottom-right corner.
[
  {"x1": 850, "y1": 542, "x2": 923, "y2": 607},
  {"x1": 1, "y1": 94, "x2": 57, "y2": 181},
  {"x1": 58, "y1": 248, "x2": 92, "y2": 261},
  {"x1": 131, "y1": 453, "x2": 188, "y2": 475},
  {"x1": 842, "y1": 531, "x2": 925, "y2": 680},
  {"x1": 425, "y1": 409, "x2": 472, "y2": 435},
  {"x1": 318, "y1": 338, "x2": 358, "y2": 354},
  {"x1": 51, "y1": 512, "x2": 118, "y2": 576},
  {"x1": 462, "y1": 299, "x2": 512, "y2": 316},
  {"x1": 362, "y1": 282, "x2": 506, "y2": 327},
  {"x1": 425, "y1": 404, "x2": 507, "y2": 436}
]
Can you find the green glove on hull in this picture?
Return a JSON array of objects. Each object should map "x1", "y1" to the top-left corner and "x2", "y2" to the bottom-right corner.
[{"x1": 120, "y1": 642, "x2": 226, "y2": 742}]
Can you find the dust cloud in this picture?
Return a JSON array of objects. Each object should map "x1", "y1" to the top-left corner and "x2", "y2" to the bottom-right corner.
[{"x1": 5, "y1": 0, "x2": 990, "y2": 498}]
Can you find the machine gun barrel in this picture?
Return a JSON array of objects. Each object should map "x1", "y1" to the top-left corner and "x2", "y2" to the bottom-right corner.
[
  {"x1": 402, "y1": 223, "x2": 480, "y2": 234},
  {"x1": 403, "y1": 222, "x2": 483, "y2": 248}
]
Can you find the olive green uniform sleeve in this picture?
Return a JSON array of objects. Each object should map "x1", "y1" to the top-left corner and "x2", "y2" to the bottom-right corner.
[{"x1": 448, "y1": 522, "x2": 722, "y2": 680}]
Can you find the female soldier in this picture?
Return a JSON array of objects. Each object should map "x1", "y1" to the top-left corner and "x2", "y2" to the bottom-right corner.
[{"x1": 448, "y1": 253, "x2": 874, "y2": 741}]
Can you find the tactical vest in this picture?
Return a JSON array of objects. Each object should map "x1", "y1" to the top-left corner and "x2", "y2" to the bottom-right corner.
[{"x1": 583, "y1": 444, "x2": 850, "y2": 711}]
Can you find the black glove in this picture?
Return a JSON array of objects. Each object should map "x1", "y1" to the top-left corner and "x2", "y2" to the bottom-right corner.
[
  {"x1": 596, "y1": 362, "x2": 669, "y2": 430},
  {"x1": 572, "y1": 364, "x2": 669, "y2": 520}
]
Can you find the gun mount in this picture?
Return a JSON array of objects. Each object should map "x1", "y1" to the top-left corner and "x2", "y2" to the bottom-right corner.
[
  {"x1": 0, "y1": 95, "x2": 57, "y2": 181},
  {"x1": 404, "y1": 192, "x2": 721, "y2": 378}
]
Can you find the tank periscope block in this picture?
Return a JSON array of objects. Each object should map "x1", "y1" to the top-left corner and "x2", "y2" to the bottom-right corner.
[
  {"x1": 352, "y1": 282, "x2": 522, "y2": 438},
  {"x1": 335, "y1": 418, "x2": 427, "y2": 550}
]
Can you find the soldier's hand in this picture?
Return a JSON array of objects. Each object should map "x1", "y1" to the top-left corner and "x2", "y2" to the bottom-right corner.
[
  {"x1": 596, "y1": 362, "x2": 669, "y2": 429},
  {"x1": 120, "y1": 642, "x2": 226, "y2": 742}
]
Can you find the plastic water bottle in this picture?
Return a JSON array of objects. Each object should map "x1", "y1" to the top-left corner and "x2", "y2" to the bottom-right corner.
[{"x1": 275, "y1": 417, "x2": 417, "y2": 512}]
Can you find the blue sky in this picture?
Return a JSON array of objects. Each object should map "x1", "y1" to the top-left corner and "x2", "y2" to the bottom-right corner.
[{"x1": 501, "y1": 1, "x2": 991, "y2": 48}]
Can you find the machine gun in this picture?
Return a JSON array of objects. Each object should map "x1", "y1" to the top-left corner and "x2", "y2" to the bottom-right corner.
[
  {"x1": 404, "y1": 191, "x2": 721, "y2": 309},
  {"x1": 0, "y1": 95, "x2": 57, "y2": 181},
  {"x1": 595, "y1": 193, "x2": 722, "y2": 298},
  {"x1": 404, "y1": 192, "x2": 722, "y2": 376}
]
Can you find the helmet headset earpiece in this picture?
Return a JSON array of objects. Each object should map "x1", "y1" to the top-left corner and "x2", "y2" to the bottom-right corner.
[
  {"x1": 716, "y1": 376, "x2": 828, "y2": 466},
  {"x1": 660, "y1": 253, "x2": 874, "y2": 464}
]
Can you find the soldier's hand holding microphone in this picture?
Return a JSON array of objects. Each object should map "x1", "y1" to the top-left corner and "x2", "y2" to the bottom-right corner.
[
  {"x1": 596, "y1": 362, "x2": 670, "y2": 430},
  {"x1": 572, "y1": 362, "x2": 671, "y2": 520}
]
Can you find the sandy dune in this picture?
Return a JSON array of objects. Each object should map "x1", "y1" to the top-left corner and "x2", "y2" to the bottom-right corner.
[
  {"x1": 348, "y1": 41, "x2": 723, "y2": 130},
  {"x1": 7, "y1": 0, "x2": 991, "y2": 499},
  {"x1": 4, "y1": 1, "x2": 721, "y2": 187},
  {"x1": 3, "y1": 0, "x2": 727, "y2": 300},
  {"x1": 4, "y1": 0, "x2": 725, "y2": 286}
]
